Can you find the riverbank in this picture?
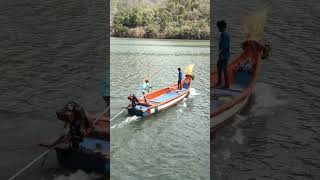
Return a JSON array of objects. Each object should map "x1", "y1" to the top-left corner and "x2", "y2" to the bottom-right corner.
[
  {"x1": 111, "y1": 0, "x2": 209, "y2": 40},
  {"x1": 111, "y1": 26, "x2": 209, "y2": 40}
]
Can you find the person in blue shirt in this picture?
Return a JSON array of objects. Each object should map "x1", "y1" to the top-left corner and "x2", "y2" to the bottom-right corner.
[
  {"x1": 141, "y1": 79, "x2": 151, "y2": 103},
  {"x1": 178, "y1": 68, "x2": 183, "y2": 90},
  {"x1": 216, "y1": 20, "x2": 230, "y2": 88}
]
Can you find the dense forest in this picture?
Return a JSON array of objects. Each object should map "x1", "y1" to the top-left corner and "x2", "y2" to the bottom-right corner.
[{"x1": 111, "y1": 0, "x2": 210, "y2": 39}]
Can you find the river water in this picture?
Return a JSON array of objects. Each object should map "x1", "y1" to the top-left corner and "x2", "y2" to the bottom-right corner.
[
  {"x1": 211, "y1": 0, "x2": 320, "y2": 179},
  {"x1": 0, "y1": 0, "x2": 108, "y2": 179},
  {"x1": 110, "y1": 37, "x2": 210, "y2": 180}
]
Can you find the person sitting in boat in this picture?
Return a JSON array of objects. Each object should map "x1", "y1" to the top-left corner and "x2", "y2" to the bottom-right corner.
[
  {"x1": 128, "y1": 94, "x2": 139, "y2": 108},
  {"x1": 216, "y1": 20, "x2": 230, "y2": 88},
  {"x1": 178, "y1": 68, "x2": 183, "y2": 90},
  {"x1": 57, "y1": 102, "x2": 89, "y2": 149},
  {"x1": 141, "y1": 79, "x2": 152, "y2": 103}
]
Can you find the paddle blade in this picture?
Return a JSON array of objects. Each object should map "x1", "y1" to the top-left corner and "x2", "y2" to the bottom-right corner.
[
  {"x1": 243, "y1": 11, "x2": 267, "y2": 41},
  {"x1": 185, "y1": 64, "x2": 194, "y2": 76}
]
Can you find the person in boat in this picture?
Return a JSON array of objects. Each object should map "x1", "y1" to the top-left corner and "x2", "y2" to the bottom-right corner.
[
  {"x1": 216, "y1": 20, "x2": 230, "y2": 88},
  {"x1": 128, "y1": 94, "x2": 139, "y2": 108},
  {"x1": 178, "y1": 68, "x2": 183, "y2": 90},
  {"x1": 141, "y1": 79, "x2": 152, "y2": 103},
  {"x1": 58, "y1": 102, "x2": 89, "y2": 149}
]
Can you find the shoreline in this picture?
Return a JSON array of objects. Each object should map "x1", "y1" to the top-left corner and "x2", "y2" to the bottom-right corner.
[{"x1": 110, "y1": 34, "x2": 209, "y2": 41}]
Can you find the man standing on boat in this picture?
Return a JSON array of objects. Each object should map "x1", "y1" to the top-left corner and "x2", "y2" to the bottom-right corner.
[
  {"x1": 216, "y1": 20, "x2": 230, "y2": 88},
  {"x1": 178, "y1": 68, "x2": 183, "y2": 90},
  {"x1": 141, "y1": 79, "x2": 151, "y2": 103}
]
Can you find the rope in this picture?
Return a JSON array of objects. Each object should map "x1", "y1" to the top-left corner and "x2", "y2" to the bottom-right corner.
[
  {"x1": 110, "y1": 109, "x2": 125, "y2": 122},
  {"x1": 7, "y1": 136, "x2": 70, "y2": 180},
  {"x1": 7, "y1": 149, "x2": 52, "y2": 180}
]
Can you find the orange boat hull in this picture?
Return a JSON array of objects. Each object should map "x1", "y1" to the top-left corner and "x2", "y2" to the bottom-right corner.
[
  {"x1": 211, "y1": 41, "x2": 266, "y2": 133},
  {"x1": 127, "y1": 75, "x2": 193, "y2": 117}
]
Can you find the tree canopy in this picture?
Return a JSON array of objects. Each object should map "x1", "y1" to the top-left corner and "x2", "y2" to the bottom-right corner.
[{"x1": 111, "y1": 0, "x2": 210, "y2": 39}]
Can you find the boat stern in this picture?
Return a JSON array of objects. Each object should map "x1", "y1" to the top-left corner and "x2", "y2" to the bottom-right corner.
[
  {"x1": 127, "y1": 105, "x2": 148, "y2": 117},
  {"x1": 55, "y1": 147, "x2": 109, "y2": 174},
  {"x1": 55, "y1": 137, "x2": 110, "y2": 174}
]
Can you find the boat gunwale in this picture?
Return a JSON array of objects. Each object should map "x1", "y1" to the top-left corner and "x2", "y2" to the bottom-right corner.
[
  {"x1": 136, "y1": 77, "x2": 192, "y2": 112},
  {"x1": 211, "y1": 41, "x2": 264, "y2": 130}
]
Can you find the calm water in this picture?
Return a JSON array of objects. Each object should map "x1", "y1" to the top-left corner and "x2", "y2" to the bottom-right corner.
[
  {"x1": 0, "y1": 0, "x2": 108, "y2": 179},
  {"x1": 211, "y1": 0, "x2": 320, "y2": 179},
  {"x1": 110, "y1": 38, "x2": 210, "y2": 180}
]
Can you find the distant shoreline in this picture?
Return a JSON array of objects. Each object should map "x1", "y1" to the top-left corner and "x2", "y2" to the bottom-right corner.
[
  {"x1": 111, "y1": 0, "x2": 210, "y2": 41},
  {"x1": 110, "y1": 29, "x2": 209, "y2": 40}
]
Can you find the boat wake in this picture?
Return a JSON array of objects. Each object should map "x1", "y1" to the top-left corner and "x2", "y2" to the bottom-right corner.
[
  {"x1": 189, "y1": 88, "x2": 199, "y2": 97},
  {"x1": 231, "y1": 114, "x2": 248, "y2": 128},
  {"x1": 252, "y1": 83, "x2": 285, "y2": 117},
  {"x1": 53, "y1": 170, "x2": 102, "y2": 180},
  {"x1": 231, "y1": 128, "x2": 245, "y2": 145},
  {"x1": 176, "y1": 98, "x2": 189, "y2": 117},
  {"x1": 231, "y1": 83, "x2": 285, "y2": 127},
  {"x1": 111, "y1": 115, "x2": 141, "y2": 129}
]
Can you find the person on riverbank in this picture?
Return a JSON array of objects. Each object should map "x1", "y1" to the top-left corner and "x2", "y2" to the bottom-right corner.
[
  {"x1": 178, "y1": 68, "x2": 183, "y2": 90},
  {"x1": 216, "y1": 20, "x2": 230, "y2": 88},
  {"x1": 141, "y1": 79, "x2": 152, "y2": 103}
]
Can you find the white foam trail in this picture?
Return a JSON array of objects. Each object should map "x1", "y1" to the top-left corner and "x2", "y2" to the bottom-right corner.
[
  {"x1": 221, "y1": 149, "x2": 231, "y2": 160},
  {"x1": 189, "y1": 88, "x2": 199, "y2": 97},
  {"x1": 111, "y1": 115, "x2": 141, "y2": 129},
  {"x1": 231, "y1": 114, "x2": 248, "y2": 128},
  {"x1": 252, "y1": 83, "x2": 285, "y2": 116},
  {"x1": 54, "y1": 170, "x2": 101, "y2": 180},
  {"x1": 182, "y1": 102, "x2": 187, "y2": 108},
  {"x1": 232, "y1": 129, "x2": 245, "y2": 145}
]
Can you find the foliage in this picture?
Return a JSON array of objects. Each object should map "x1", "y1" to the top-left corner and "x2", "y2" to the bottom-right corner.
[{"x1": 111, "y1": 0, "x2": 210, "y2": 39}]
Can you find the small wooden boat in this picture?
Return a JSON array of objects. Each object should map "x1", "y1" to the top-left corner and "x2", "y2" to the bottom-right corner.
[
  {"x1": 211, "y1": 40, "x2": 270, "y2": 133},
  {"x1": 40, "y1": 102, "x2": 110, "y2": 174},
  {"x1": 127, "y1": 65, "x2": 194, "y2": 117}
]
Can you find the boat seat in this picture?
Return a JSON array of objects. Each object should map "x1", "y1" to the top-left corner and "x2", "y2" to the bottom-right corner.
[
  {"x1": 173, "y1": 88, "x2": 187, "y2": 92},
  {"x1": 150, "y1": 92, "x2": 179, "y2": 103},
  {"x1": 147, "y1": 100, "x2": 159, "y2": 105},
  {"x1": 235, "y1": 70, "x2": 251, "y2": 87},
  {"x1": 134, "y1": 104, "x2": 148, "y2": 111}
]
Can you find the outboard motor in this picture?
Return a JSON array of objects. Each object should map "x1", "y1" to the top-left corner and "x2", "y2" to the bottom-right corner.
[{"x1": 127, "y1": 94, "x2": 139, "y2": 108}]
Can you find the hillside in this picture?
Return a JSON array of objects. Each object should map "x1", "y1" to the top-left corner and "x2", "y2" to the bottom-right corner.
[
  {"x1": 111, "y1": 0, "x2": 210, "y2": 40},
  {"x1": 111, "y1": 0, "x2": 160, "y2": 24}
]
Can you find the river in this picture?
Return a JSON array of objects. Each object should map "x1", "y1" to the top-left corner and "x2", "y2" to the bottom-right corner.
[
  {"x1": 0, "y1": 0, "x2": 108, "y2": 179},
  {"x1": 110, "y1": 37, "x2": 210, "y2": 180}
]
